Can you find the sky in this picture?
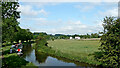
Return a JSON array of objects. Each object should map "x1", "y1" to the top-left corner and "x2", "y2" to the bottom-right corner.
[{"x1": 17, "y1": 1, "x2": 118, "y2": 35}]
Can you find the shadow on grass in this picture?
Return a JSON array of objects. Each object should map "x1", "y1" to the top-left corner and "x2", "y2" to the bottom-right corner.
[
  {"x1": 3, "y1": 49, "x2": 18, "y2": 55},
  {"x1": 93, "y1": 52, "x2": 103, "y2": 60},
  {"x1": 2, "y1": 43, "x2": 13, "y2": 47},
  {"x1": 2, "y1": 50, "x2": 10, "y2": 55},
  {"x1": 2, "y1": 55, "x2": 29, "y2": 68},
  {"x1": 88, "y1": 51, "x2": 104, "y2": 67}
]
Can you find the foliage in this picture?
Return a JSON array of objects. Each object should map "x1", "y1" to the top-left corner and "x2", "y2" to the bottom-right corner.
[
  {"x1": 1, "y1": 43, "x2": 36, "y2": 68},
  {"x1": 1, "y1": 2, "x2": 33, "y2": 43},
  {"x1": 35, "y1": 33, "x2": 48, "y2": 50},
  {"x1": 99, "y1": 16, "x2": 120, "y2": 67},
  {"x1": 2, "y1": 2, "x2": 20, "y2": 43},
  {"x1": 15, "y1": 28, "x2": 33, "y2": 42},
  {"x1": 2, "y1": 55, "x2": 28, "y2": 68},
  {"x1": 91, "y1": 33, "x2": 100, "y2": 38}
]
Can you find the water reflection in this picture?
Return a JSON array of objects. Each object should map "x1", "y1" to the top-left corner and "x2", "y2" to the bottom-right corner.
[
  {"x1": 22, "y1": 44, "x2": 33, "y2": 57},
  {"x1": 22, "y1": 43, "x2": 100, "y2": 67},
  {"x1": 35, "y1": 50, "x2": 48, "y2": 63}
]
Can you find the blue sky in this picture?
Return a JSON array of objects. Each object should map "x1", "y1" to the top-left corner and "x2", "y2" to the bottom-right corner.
[{"x1": 17, "y1": 2, "x2": 118, "y2": 35}]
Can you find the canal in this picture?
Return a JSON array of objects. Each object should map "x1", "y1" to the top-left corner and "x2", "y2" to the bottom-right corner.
[{"x1": 21, "y1": 43, "x2": 100, "y2": 68}]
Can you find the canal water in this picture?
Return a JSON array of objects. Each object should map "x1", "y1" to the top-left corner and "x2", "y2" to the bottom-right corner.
[{"x1": 22, "y1": 43, "x2": 100, "y2": 68}]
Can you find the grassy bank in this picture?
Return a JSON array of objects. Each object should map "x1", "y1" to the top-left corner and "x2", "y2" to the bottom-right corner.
[
  {"x1": 36, "y1": 39, "x2": 101, "y2": 66},
  {"x1": 1, "y1": 42, "x2": 38, "y2": 68}
]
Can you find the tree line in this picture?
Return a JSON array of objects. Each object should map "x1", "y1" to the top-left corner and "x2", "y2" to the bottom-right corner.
[{"x1": 33, "y1": 32, "x2": 100, "y2": 40}]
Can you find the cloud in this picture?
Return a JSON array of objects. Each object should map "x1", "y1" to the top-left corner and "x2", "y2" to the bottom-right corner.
[
  {"x1": 19, "y1": 18, "x2": 47, "y2": 26},
  {"x1": 74, "y1": 2, "x2": 105, "y2": 12},
  {"x1": 18, "y1": 5, "x2": 37, "y2": 16},
  {"x1": 74, "y1": 4, "x2": 95, "y2": 12},
  {"x1": 98, "y1": 7, "x2": 118, "y2": 17},
  {"x1": 30, "y1": 20, "x2": 103, "y2": 35},
  {"x1": 18, "y1": 2, "x2": 114, "y2": 34},
  {"x1": 74, "y1": 2, "x2": 117, "y2": 12},
  {"x1": 39, "y1": 9, "x2": 48, "y2": 16},
  {"x1": 17, "y1": 5, "x2": 48, "y2": 17}
]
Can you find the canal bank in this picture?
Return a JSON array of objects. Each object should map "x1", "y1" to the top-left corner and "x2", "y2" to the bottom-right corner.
[
  {"x1": 22, "y1": 43, "x2": 101, "y2": 68},
  {"x1": 1, "y1": 42, "x2": 37, "y2": 68}
]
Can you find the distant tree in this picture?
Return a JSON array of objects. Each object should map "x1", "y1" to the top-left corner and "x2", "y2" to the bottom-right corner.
[
  {"x1": 99, "y1": 16, "x2": 120, "y2": 67},
  {"x1": 72, "y1": 34, "x2": 79, "y2": 38},
  {"x1": 86, "y1": 33, "x2": 90, "y2": 38},
  {"x1": 79, "y1": 35, "x2": 84, "y2": 39},
  {"x1": 91, "y1": 33, "x2": 99, "y2": 38}
]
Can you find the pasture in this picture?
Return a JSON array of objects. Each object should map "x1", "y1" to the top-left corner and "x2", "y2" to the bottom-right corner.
[{"x1": 47, "y1": 39, "x2": 101, "y2": 65}]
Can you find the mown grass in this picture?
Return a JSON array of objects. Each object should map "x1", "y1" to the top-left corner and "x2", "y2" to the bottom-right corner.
[{"x1": 37, "y1": 39, "x2": 101, "y2": 65}]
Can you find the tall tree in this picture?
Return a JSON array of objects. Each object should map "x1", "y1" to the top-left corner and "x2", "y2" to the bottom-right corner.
[
  {"x1": 2, "y1": 2, "x2": 20, "y2": 43},
  {"x1": 99, "y1": 16, "x2": 120, "y2": 67}
]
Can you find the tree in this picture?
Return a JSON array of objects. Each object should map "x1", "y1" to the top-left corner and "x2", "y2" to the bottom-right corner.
[
  {"x1": 91, "y1": 33, "x2": 99, "y2": 38},
  {"x1": 2, "y1": 2, "x2": 20, "y2": 43},
  {"x1": 1, "y1": 2, "x2": 33, "y2": 43},
  {"x1": 99, "y1": 16, "x2": 120, "y2": 67},
  {"x1": 86, "y1": 33, "x2": 90, "y2": 38},
  {"x1": 35, "y1": 34, "x2": 48, "y2": 50},
  {"x1": 14, "y1": 28, "x2": 33, "y2": 42}
]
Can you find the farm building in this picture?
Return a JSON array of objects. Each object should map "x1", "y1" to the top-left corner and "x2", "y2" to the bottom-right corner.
[
  {"x1": 70, "y1": 37, "x2": 73, "y2": 39},
  {"x1": 75, "y1": 37, "x2": 80, "y2": 39}
]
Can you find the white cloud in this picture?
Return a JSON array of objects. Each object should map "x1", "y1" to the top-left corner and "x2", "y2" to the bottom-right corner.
[
  {"x1": 98, "y1": 7, "x2": 118, "y2": 17},
  {"x1": 74, "y1": 2, "x2": 117, "y2": 12},
  {"x1": 17, "y1": 2, "x2": 111, "y2": 34},
  {"x1": 18, "y1": 5, "x2": 37, "y2": 16},
  {"x1": 75, "y1": 4, "x2": 94, "y2": 12},
  {"x1": 29, "y1": 20, "x2": 103, "y2": 34},
  {"x1": 74, "y1": 2, "x2": 104, "y2": 12},
  {"x1": 39, "y1": 9, "x2": 48, "y2": 16},
  {"x1": 17, "y1": 5, "x2": 48, "y2": 17}
]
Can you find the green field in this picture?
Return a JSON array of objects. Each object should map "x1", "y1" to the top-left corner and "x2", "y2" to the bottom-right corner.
[
  {"x1": 45, "y1": 39, "x2": 101, "y2": 65},
  {"x1": 48, "y1": 39, "x2": 100, "y2": 56}
]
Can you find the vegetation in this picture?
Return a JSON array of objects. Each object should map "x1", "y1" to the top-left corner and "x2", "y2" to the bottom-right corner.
[
  {"x1": 35, "y1": 34, "x2": 48, "y2": 50},
  {"x1": 98, "y1": 17, "x2": 120, "y2": 67},
  {"x1": 2, "y1": 53, "x2": 28, "y2": 68},
  {"x1": 1, "y1": 43, "x2": 37, "y2": 68},
  {"x1": 1, "y1": 0, "x2": 119, "y2": 67},
  {"x1": 35, "y1": 39, "x2": 101, "y2": 65},
  {"x1": 1, "y1": 1, "x2": 34, "y2": 68},
  {"x1": 33, "y1": 32, "x2": 100, "y2": 40},
  {"x1": 1, "y1": 2, "x2": 33, "y2": 43}
]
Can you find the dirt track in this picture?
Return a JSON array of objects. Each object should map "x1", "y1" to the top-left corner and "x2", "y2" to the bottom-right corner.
[{"x1": 79, "y1": 38, "x2": 101, "y2": 40}]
